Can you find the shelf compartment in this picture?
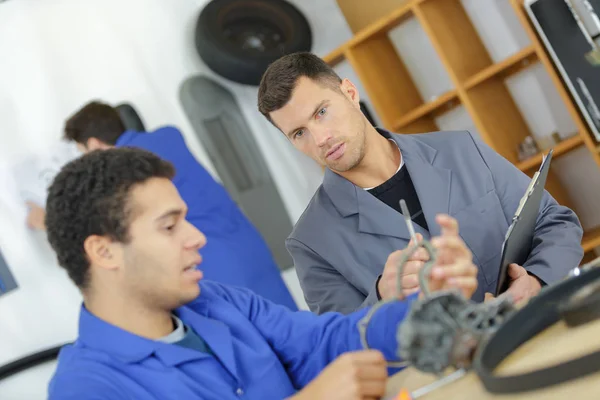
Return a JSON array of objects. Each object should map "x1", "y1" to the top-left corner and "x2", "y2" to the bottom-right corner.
[
  {"x1": 414, "y1": 0, "x2": 493, "y2": 83},
  {"x1": 393, "y1": 90, "x2": 459, "y2": 130},
  {"x1": 398, "y1": 116, "x2": 439, "y2": 134},
  {"x1": 325, "y1": 0, "x2": 416, "y2": 64},
  {"x1": 347, "y1": 1, "x2": 415, "y2": 49},
  {"x1": 464, "y1": 46, "x2": 538, "y2": 90},
  {"x1": 346, "y1": 34, "x2": 424, "y2": 128},
  {"x1": 516, "y1": 134, "x2": 584, "y2": 172},
  {"x1": 322, "y1": 46, "x2": 346, "y2": 66},
  {"x1": 335, "y1": 0, "x2": 414, "y2": 34},
  {"x1": 464, "y1": 77, "x2": 532, "y2": 165}
]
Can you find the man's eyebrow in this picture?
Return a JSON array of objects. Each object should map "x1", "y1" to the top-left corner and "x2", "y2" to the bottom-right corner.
[
  {"x1": 154, "y1": 209, "x2": 183, "y2": 222},
  {"x1": 285, "y1": 100, "x2": 328, "y2": 138}
]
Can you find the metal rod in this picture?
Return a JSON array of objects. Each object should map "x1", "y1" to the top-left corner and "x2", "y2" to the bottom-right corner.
[
  {"x1": 411, "y1": 368, "x2": 467, "y2": 398},
  {"x1": 399, "y1": 199, "x2": 418, "y2": 243}
]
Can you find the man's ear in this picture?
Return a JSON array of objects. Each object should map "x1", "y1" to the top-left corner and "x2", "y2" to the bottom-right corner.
[
  {"x1": 83, "y1": 235, "x2": 121, "y2": 272},
  {"x1": 340, "y1": 78, "x2": 361, "y2": 106}
]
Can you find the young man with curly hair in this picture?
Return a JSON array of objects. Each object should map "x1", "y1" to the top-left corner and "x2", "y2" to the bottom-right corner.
[{"x1": 45, "y1": 147, "x2": 478, "y2": 399}]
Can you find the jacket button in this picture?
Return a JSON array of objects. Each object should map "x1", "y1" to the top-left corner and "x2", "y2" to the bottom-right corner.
[{"x1": 236, "y1": 388, "x2": 244, "y2": 396}]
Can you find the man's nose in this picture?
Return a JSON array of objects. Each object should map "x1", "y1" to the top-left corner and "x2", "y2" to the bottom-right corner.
[
  {"x1": 184, "y1": 221, "x2": 207, "y2": 250},
  {"x1": 312, "y1": 126, "x2": 333, "y2": 147}
]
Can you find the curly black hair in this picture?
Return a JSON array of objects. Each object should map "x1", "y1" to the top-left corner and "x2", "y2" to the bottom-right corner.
[{"x1": 45, "y1": 147, "x2": 175, "y2": 290}]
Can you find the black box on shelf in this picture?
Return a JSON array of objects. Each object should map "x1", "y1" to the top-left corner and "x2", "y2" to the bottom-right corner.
[{"x1": 526, "y1": 0, "x2": 600, "y2": 142}]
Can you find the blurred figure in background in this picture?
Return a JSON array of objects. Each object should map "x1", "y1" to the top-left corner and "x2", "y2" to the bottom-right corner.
[{"x1": 26, "y1": 101, "x2": 297, "y2": 310}]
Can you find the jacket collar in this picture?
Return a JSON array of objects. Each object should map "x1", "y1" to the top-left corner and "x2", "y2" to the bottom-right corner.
[
  {"x1": 77, "y1": 298, "x2": 238, "y2": 380},
  {"x1": 115, "y1": 130, "x2": 139, "y2": 147},
  {"x1": 322, "y1": 129, "x2": 451, "y2": 239}
]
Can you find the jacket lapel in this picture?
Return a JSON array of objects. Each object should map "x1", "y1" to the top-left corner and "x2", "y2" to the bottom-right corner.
[
  {"x1": 355, "y1": 185, "x2": 415, "y2": 240},
  {"x1": 322, "y1": 131, "x2": 451, "y2": 240},
  {"x1": 393, "y1": 134, "x2": 452, "y2": 237},
  {"x1": 173, "y1": 304, "x2": 239, "y2": 381},
  {"x1": 322, "y1": 160, "x2": 412, "y2": 241}
]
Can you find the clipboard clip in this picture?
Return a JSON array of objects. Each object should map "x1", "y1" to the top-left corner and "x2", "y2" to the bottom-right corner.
[{"x1": 507, "y1": 150, "x2": 553, "y2": 237}]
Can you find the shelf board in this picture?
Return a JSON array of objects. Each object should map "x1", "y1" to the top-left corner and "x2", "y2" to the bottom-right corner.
[
  {"x1": 516, "y1": 134, "x2": 583, "y2": 172},
  {"x1": 322, "y1": 46, "x2": 346, "y2": 66},
  {"x1": 393, "y1": 90, "x2": 459, "y2": 130},
  {"x1": 464, "y1": 46, "x2": 538, "y2": 90},
  {"x1": 324, "y1": 0, "x2": 418, "y2": 66},
  {"x1": 349, "y1": 0, "x2": 415, "y2": 46},
  {"x1": 583, "y1": 225, "x2": 600, "y2": 253}
]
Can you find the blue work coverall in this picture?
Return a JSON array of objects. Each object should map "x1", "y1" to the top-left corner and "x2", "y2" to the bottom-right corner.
[
  {"x1": 115, "y1": 127, "x2": 297, "y2": 310},
  {"x1": 48, "y1": 280, "x2": 417, "y2": 399}
]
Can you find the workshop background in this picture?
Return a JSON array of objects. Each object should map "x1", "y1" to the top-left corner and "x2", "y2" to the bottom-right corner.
[{"x1": 1, "y1": 0, "x2": 600, "y2": 398}]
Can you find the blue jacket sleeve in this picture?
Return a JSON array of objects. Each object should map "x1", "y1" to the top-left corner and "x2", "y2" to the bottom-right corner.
[
  {"x1": 216, "y1": 284, "x2": 417, "y2": 388},
  {"x1": 467, "y1": 131, "x2": 584, "y2": 285},
  {"x1": 286, "y1": 238, "x2": 382, "y2": 315},
  {"x1": 121, "y1": 126, "x2": 216, "y2": 183},
  {"x1": 124, "y1": 127, "x2": 189, "y2": 169}
]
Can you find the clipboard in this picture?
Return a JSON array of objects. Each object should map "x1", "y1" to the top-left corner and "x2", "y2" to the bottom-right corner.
[{"x1": 494, "y1": 149, "x2": 554, "y2": 296}]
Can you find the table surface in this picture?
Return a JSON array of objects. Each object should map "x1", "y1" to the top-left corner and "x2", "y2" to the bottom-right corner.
[{"x1": 385, "y1": 315, "x2": 600, "y2": 399}]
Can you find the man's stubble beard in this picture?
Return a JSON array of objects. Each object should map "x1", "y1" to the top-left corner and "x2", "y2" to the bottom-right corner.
[{"x1": 329, "y1": 117, "x2": 368, "y2": 173}]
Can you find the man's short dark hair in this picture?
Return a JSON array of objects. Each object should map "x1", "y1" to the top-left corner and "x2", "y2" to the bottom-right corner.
[
  {"x1": 257, "y1": 52, "x2": 342, "y2": 124},
  {"x1": 64, "y1": 101, "x2": 126, "y2": 145},
  {"x1": 45, "y1": 148, "x2": 175, "y2": 290}
]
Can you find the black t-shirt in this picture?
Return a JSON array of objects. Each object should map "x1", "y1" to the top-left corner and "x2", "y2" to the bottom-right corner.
[{"x1": 367, "y1": 165, "x2": 429, "y2": 232}]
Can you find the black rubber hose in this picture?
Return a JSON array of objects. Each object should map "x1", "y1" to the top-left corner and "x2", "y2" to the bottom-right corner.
[{"x1": 0, "y1": 343, "x2": 68, "y2": 381}]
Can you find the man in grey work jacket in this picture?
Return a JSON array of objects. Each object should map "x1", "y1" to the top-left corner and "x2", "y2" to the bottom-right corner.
[{"x1": 257, "y1": 52, "x2": 584, "y2": 315}]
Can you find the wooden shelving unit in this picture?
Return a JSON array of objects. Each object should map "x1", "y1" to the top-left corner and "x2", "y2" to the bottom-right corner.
[
  {"x1": 463, "y1": 45, "x2": 537, "y2": 90},
  {"x1": 326, "y1": 0, "x2": 600, "y2": 258},
  {"x1": 392, "y1": 89, "x2": 459, "y2": 132},
  {"x1": 516, "y1": 134, "x2": 583, "y2": 172}
]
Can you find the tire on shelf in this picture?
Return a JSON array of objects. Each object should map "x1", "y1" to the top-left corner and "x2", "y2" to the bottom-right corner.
[{"x1": 195, "y1": 0, "x2": 312, "y2": 86}]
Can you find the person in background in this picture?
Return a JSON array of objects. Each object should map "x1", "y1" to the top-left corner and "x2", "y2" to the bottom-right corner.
[
  {"x1": 45, "y1": 147, "x2": 478, "y2": 399},
  {"x1": 26, "y1": 101, "x2": 297, "y2": 310},
  {"x1": 257, "y1": 52, "x2": 584, "y2": 314}
]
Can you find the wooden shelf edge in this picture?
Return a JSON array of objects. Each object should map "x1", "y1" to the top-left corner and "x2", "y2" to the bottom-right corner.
[
  {"x1": 393, "y1": 90, "x2": 459, "y2": 130},
  {"x1": 464, "y1": 45, "x2": 537, "y2": 90},
  {"x1": 322, "y1": 46, "x2": 347, "y2": 65},
  {"x1": 348, "y1": 1, "x2": 415, "y2": 47},
  {"x1": 583, "y1": 225, "x2": 600, "y2": 253},
  {"x1": 516, "y1": 134, "x2": 583, "y2": 171},
  {"x1": 323, "y1": 0, "x2": 417, "y2": 65}
]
